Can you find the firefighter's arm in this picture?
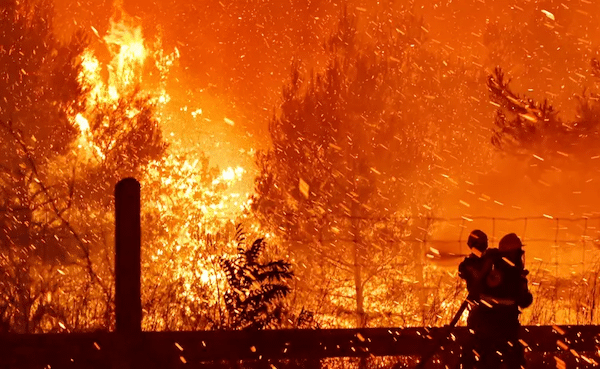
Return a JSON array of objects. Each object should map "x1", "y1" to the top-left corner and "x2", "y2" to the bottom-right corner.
[
  {"x1": 517, "y1": 276, "x2": 533, "y2": 308},
  {"x1": 459, "y1": 259, "x2": 481, "y2": 300},
  {"x1": 469, "y1": 257, "x2": 496, "y2": 298}
]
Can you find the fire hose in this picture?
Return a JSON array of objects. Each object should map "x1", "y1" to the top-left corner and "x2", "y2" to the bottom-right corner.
[{"x1": 414, "y1": 299, "x2": 469, "y2": 369}]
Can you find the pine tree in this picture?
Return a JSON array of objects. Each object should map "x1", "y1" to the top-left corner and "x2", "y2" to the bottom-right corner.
[
  {"x1": 0, "y1": 0, "x2": 86, "y2": 255},
  {"x1": 488, "y1": 66, "x2": 600, "y2": 174},
  {"x1": 0, "y1": 0, "x2": 89, "y2": 333},
  {"x1": 253, "y1": 9, "x2": 474, "y2": 327}
]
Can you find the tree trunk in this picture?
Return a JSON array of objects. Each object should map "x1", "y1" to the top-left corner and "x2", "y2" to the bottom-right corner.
[
  {"x1": 353, "y1": 238, "x2": 365, "y2": 327},
  {"x1": 414, "y1": 219, "x2": 428, "y2": 325},
  {"x1": 350, "y1": 193, "x2": 366, "y2": 328},
  {"x1": 351, "y1": 197, "x2": 367, "y2": 369}
]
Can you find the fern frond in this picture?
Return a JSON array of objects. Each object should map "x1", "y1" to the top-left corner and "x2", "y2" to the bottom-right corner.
[
  {"x1": 246, "y1": 238, "x2": 265, "y2": 265},
  {"x1": 219, "y1": 229, "x2": 293, "y2": 330},
  {"x1": 235, "y1": 223, "x2": 246, "y2": 252}
]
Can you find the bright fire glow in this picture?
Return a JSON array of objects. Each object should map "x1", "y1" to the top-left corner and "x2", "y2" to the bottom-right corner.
[
  {"x1": 34, "y1": 0, "x2": 600, "y2": 332},
  {"x1": 67, "y1": 10, "x2": 255, "y2": 330},
  {"x1": 103, "y1": 20, "x2": 146, "y2": 93}
]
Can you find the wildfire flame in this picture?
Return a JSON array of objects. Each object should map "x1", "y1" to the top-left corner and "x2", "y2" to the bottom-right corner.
[
  {"x1": 75, "y1": 12, "x2": 175, "y2": 125},
  {"x1": 67, "y1": 11, "x2": 254, "y2": 322},
  {"x1": 87, "y1": 15, "x2": 249, "y2": 206},
  {"x1": 103, "y1": 20, "x2": 146, "y2": 93}
]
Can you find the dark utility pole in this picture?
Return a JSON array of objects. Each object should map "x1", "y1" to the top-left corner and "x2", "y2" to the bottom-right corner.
[{"x1": 115, "y1": 178, "x2": 142, "y2": 335}]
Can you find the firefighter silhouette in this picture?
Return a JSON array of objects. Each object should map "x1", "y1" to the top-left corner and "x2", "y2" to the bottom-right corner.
[{"x1": 459, "y1": 232, "x2": 533, "y2": 369}]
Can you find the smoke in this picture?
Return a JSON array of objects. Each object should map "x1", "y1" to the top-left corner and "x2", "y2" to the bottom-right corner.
[{"x1": 51, "y1": 0, "x2": 600, "y2": 241}]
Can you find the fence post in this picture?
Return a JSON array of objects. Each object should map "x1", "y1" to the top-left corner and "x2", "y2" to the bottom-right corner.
[{"x1": 115, "y1": 178, "x2": 142, "y2": 335}]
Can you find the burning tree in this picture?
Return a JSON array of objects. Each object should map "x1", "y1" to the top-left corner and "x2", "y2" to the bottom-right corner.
[
  {"x1": 0, "y1": 0, "x2": 166, "y2": 332},
  {"x1": 0, "y1": 0, "x2": 87, "y2": 332},
  {"x1": 140, "y1": 152, "x2": 254, "y2": 331},
  {"x1": 0, "y1": 0, "x2": 85, "y2": 258},
  {"x1": 254, "y1": 9, "x2": 474, "y2": 327},
  {"x1": 0, "y1": 0, "x2": 277, "y2": 334},
  {"x1": 488, "y1": 66, "x2": 600, "y2": 177}
]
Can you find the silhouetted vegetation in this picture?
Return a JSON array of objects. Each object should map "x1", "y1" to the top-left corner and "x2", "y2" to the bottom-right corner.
[{"x1": 221, "y1": 225, "x2": 293, "y2": 329}]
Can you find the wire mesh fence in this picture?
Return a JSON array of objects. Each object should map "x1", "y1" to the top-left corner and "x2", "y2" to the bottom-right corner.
[
  {"x1": 3, "y1": 207, "x2": 600, "y2": 329},
  {"x1": 418, "y1": 216, "x2": 600, "y2": 325},
  {"x1": 274, "y1": 214, "x2": 600, "y2": 327}
]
